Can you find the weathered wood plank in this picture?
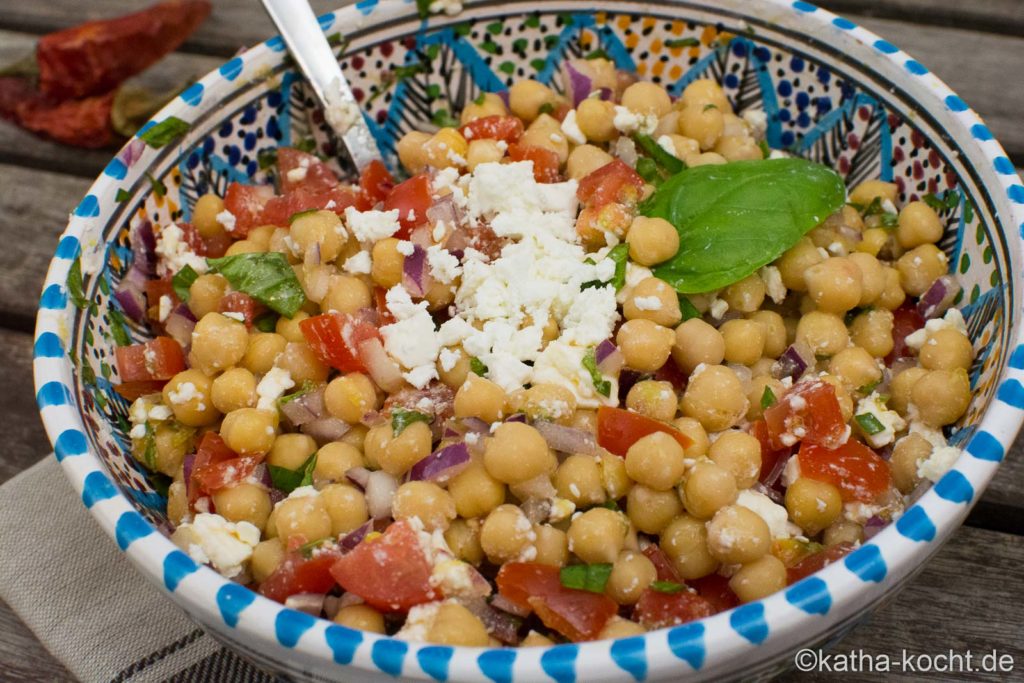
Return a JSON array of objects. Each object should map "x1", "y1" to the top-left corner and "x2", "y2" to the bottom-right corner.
[
  {"x1": 820, "y1": 0, "x2": 1024, "y2": 37},
  {"x1": 0, "y1": 328, "x2": 50, "y2": 485}
]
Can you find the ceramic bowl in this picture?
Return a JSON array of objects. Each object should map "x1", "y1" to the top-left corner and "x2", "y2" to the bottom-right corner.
[{"x1": 34, "y1": 0, "x2": 1024, "y2": 680}]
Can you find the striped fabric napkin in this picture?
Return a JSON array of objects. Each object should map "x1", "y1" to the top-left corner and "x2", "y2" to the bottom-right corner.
[{"x1": 0, "y1": 457, "x2": 277, "y2": 683}]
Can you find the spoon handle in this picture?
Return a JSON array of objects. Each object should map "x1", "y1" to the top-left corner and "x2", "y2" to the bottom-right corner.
[{"x1": 260, "y1": 0, "x2": 380, "y2": 171}]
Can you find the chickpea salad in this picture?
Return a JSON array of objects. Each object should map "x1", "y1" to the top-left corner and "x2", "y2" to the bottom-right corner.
[{"x1": 111, "y1": 59, "x2": 973, "y2": 646}]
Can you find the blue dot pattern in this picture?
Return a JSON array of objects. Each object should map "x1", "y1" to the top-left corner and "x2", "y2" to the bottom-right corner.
[
  {"x1": 81, "y1": 471, "x2": 116, "y2": 508},
  {"x1": 372, "y1": 639, "x2": 408, "y2": 677},
  {"x1": 33, "y1": 332, "x2": 63, "y2": 358},
  {"x1": 55, "y1": 236, "x2": 80, "y2": 259},
  {"x1": 114, "y1": 511, "x2": 152, "y2": 550},
  {"x1": 905, "y1": 60, "x2": 928, "y2": 75},
  {"x1": 792, "y1": 1, "x2": 818, "y2": 12},
  {"x1": 832, "y1": 17, "x2": 855, "y2": 30},
  {"x1": 324, "y1": 625, "x2": 362, "y2": 665},
  {"x1": 73, "y1": 195, "x2": 100, "y2": 217},
  {"x1": 997, "y1": 379, "x2": 1024, "y2": 408},
  {"x1": 844, "y1": 545, "x2": 887, "y2": 582},
  {"x1": 730, "y1": 603, "x2": 769, "y2": 644},
  {"x1": 418, "y1": 646, "x2": 453, "y2": 681},
  {"x1": 667, "y1": 623, "x2": 705, "y2": 669},
  {"x1": 540, "y1": 645, "x2": 577, "y2": 683},
  {"x1": 934, "y1": 470, "x2": 974, "y2": 504},
  {"x1": 216, "y1": 584, "x2": 255, "y2": 628},
  {"x1": 1009, "y1": 344, "x2": 1024, "y2": 370},
  {"x1": 54, "y1": 429, "x2": 87, "y2": 461},
  {"x1": 219, "y1": 57, "x2": 243, "y2": 81},
  {"x1": 479, "y1": 649, "x2": 516, "y2": 683},
  {"x1": 610, "y1": 636, "x2": 646, "y2": 680},
  {"x1": 38, "y1": 382, "x2": 72, "y2": 408},
  {"x1": 873, "y1": 40, "x2": 898, "y2": 54},
  {"x1": 163, "y1": 550, "x2": 198, "y2": 592},
  {"x1": 103, "y1": 158, "x2": 128, "y2": 180},
  {"x1": 785, "y1": 577, "x2": 832, "y2": 615},
  {"x1": 39, "y1": 284, "x2": 67, "y2": 310},
  {"x1": 966, "y1": 430, "x2": 1004, "y2": 461},
  {"x1": 275, "y1": 609, "x2": 316, "y2": 648},
  {"x1": 896, "y1": 506, "x2": 937, "y2": 542},
  {"x1": 180, "y1": 83, "x2": 205, "y2": 106}
]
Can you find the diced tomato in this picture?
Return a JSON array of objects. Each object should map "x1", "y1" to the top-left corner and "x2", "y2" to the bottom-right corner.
[
  {"x1": 358, "y1": 159, "x2": 395, "y2": 209},
  {"x1": 507, "y1": 143, "x2": 561, "y2": 183},
  {"x1": 787, "y1": 543, "x2": 854, "y2": 584},
  {"x1": 261, "y1": 547, "x2": 344, "y2": 603},
  {"x1": 374, "y1": 287, "x2": 396, "y2": 326},
  {"x1": 177, "y1": 222, "x2": 207, "y2": 256},
  {"x1": 299, "y1": 312, "x2": 381, "y2": 373},
  {"x1": 202, "y1": 231, "x2": 232, "y2": 258},
  {"x1": 259, "y1": 186, "x2": 361, "y2": 227},
  {"x1": 219, "y1": 292, "x2": 260, "y2": 328},
  {"x1": 550, "y1": 101, "x2": 572, "y2": 122},
  {"x1": 575, "y1": 202, "x2": 633, "y2": 246},
  {"x1": 145, "y1": 278, "x2": 175, "y2": 319},
  {"x1": 188, "y1": 432, "x2": 241, "y2": 505},
  {"x1": 886, "y1": 304, "x2": 926, "y2": 365},
  {"x1": 763, "y1": 380, "x2": 847, "y2": 451},
  {"x1": 772, "y1": 537, "x2": 825, "y2": 569},
  {"x1": 597, "y1": 406, "x2": 693, "y2": 457},
  {"x1": 634, "y1": 588, "x2": 715, "y2": 630},
  {"x1": 459, "y1": 115, "x2": 524, "y2": 144},
  {"x1": 115, "y1": 337, "x2": 186, "y2": 383},
  {"x1": 223, "y1": 182, "x2": 275, "y2": 236},
  {"x1": 383, "y1": 175, "x2": 432, "y2": 238},
  {"x1": 277, "y1": 147, "x2": 339, "y2": 194},
  {"x1": 193, "y1": 454, "x2": 260, "y2": 498},
  {"x1": 798, "y1": 439, "x2": 892, "y2": 503},
  {"x1": 641, "y1": 544, "x2": 681, "y2": 582},
  {"x1": 444, "y1": 224, "x2": 505, "y2": 262},
  {"x1": 690, "y1": 574, "x2": 740, "y2": 614},
  {"x1": 330, "y1": 520, "x2": 436, "y2": 612},
  {"x1": 577, "y1": 160, "x2": 645, "y2": 208},
  {"x1": 113, "y1": 380, "x2": 168, "y2": 401},
  {"x1": 653, "y1": 360, "x2": 687, "y2": 393},
  {"x1": 751, "y1": 419, "x2": 792, "y2": 483},
  {"x1": 496, "y1": 563, "x2": 617, "y2": 642}
]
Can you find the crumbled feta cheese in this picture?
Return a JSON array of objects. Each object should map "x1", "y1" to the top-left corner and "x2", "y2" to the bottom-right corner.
[
  {"x1": 171, "y1": 513, "x2": 260, "y2": 578},
  {"x1": 741, "y1": 109, "x2": 768, "y2": 138},
  {"x1": 904, "y1": 308, "x2": 969, "y2": 351},
  {"x1": 768, "y1": 149, "x2": 790, "y2": 160},
  {"x1": 908, "y1": 422, "x2": 963, "y2": 482},
  {"x1": 397, "y1": 601, "x2": 445, "y2": 641},
  {"x1": 781, "y1": 455, "x2": 801, "y2": 487},
  {"x1": 157, "y1": 295, "x2": 173, "y2": 323},
  {"x1": 737, "y1": 489, "x2": 801, "y2": 539},
  {"x1": 256, "y1": 367, "x2": 294, "y2": 411},
  {"x1": 548, "y1": 497, "x2": 576, "y2": 523},
  {"x1": 632, "y1": 295, "x2": 663, "y2": 311},
  {"x1": 759, "y1": 265, "x2": 786, "y2": 304},
  {"x1": 426, "y1": 245, "x2": 461, "y2": 284},
  {"x1": 533, "y1": 340, "x2": 618, "y2": 408},
  {"x1": 657, "y1": 135, "x2": 678, "y2": 157},
  {"x1": 168, "y1": 381, "x2": 200, "y2": 405},
  {"x1": 222, "y1": 311, "x2": 246, "y2": 322},
  {"x1": 843, "y1": 501, "x2": 885, "y2": 525},
  {"x1": 342, "y1": 250, "x2": 372, "y2": 275},
  {"x1": 560, "y1": 110, "x2": 586, "y2": 145},
  {"x1": 855, "y1": 392, "x2": 906, "y2": 448},
  {"x1": 344, "y1": 207, "x2": 402, "y2": 243},
  {"x1": 709, "y1": 297, "x2": 729, "y2": 320},
  {"x1": 286, "y1": 166, "x2": 307, "y2": 183},
  {"x1": 612, "y1": 105, "x2": 657, "y2": 135},
  {"x1": 438, "y1": 348, "x2": 460, "y2": 372},
  {"x1": 127, "y1": 396, "x2": 172, "y2": 439},
  {"x1": 395, "y1": 240, "x2": 415, "y2": 257},
  {"x1": 880, "y1": 199, "x2": 898, "y2": 216},
  {"x1": 427, "y1": 0, "x2": 462, "y2": 16},
  {"x1": 155, "y1": 223, "x2": 208, "y2": 278},
  {"x1": 617, "y1": 263, "x2": 653, "y2": 305},
  {"x1": 380, "y1": 286, "x2": 441, "y2": 388},
  {"x1": 215, "y1": 209, "x2": 236, "y2": 233}
]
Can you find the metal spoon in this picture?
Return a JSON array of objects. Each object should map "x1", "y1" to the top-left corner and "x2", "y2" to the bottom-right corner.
[{"x1": 261, "y1": 0, "x2": 381, "y2": 172}]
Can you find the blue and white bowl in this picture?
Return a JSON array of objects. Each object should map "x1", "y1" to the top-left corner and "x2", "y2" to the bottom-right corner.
[{"x1": 33, "y1": 1, "x2": 1024, "y2": 680}]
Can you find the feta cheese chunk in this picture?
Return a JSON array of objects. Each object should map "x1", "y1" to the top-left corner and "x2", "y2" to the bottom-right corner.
[
  {"x1": 171, "y1": 513, "x2": 260, "y2": 578},
  {"x1": 612, "y1": 105, "x2": 657, "y2": 135},
  {"x1": 560, "y1": 110, "x2": 586, "y2": 145},
  {"x1": 908, "y1": 422, "x2": 964, "y2": 482},
  {"x1": 155, "y1": 223, "x2": 208, "y2": 278},
  {"x1": 380, "y1": 286, "x2": 441, "y2": 388},
  {"x1": 736, "y1": 489, "x2": 800, "y2": 539},
  {"x1": 854, "y1": 392, "x2": 907, "y2": 448},
  {"x1": 904, "y1": 308, "x2": 969, "y2": 351},
  {"x1": 342, "y1": 250, "x2": 372, "y2": 275},
  {"x1": 344, "y1": 207, "x2": 402, "y2": 243},
  {"x1": 256, "y1": 367, "x2": 295, "y2": 412}
]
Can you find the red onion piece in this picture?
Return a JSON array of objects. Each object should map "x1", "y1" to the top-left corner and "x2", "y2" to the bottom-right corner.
[
  {"x1": 345, "y1": 466, "x2": 371, "y2": 490},
  {"x1": 280, "y1": 387, "x2": 326, "y2": 427},
  {"x1": 772, "y1": 342, "x2": 813, "y2": 381},
  {"x1": 365, "y1": 470, "x2": 398, "y2": 519},
  {"x1": 863, "y1": 515, "x2": 887, "y2": 540},
  {"x1": 509, "y1": 473, "x2": 557, "y2": 501},
  {"x1": 490, "y1": 593, "x2": 531, "y2": 619},
  {"x1": 339, "y1": 519, "x2": 374, "y2": 551},
  {"x1": 182, "y1": 453, "x2": 196, "y2": 501},
  {"x1": 461, "y1": 417, "x2": 490, "y2": 433},
  {"x1": 597, "y1": 87, "x2": 613, "y2": 101},
  {"x1": 520, "y1": 497, "x2": 552, "y2": 525},
  {"x1": 357, "y1": 338, "x2": 404, "y2": 393},
  {"x1": 301, "y1": 417, "x2": 350, "y2": 445},
  {"x1": 131, "y1": 220, "x2": 157, "y2": 276},
  {"x1": 114, "y1": 274, "x2": 147, "y2": 323},
  {"x1": 337, "y1": 592, "x2": 366, "y2": 610},
  {"x1": 504, "y1": 413, "x2": 527, "y2": 423},
  {"x1": 617, "y1": 369, "x2": 644, "y2": 399},
  {"x1": 426, "y1": 193, "x2": 461, "y2": 231},
  {"x1": 562, "y1": 60, "x2": 594, "y2": 108},
  {"x1": 285, "y1": 592, "x2": 326, "y2": 616},
  {"x1": 402, "y1": 243, "x2": 430, "y2": 297},
  {"x1": 917, "y1": 275, "x2": 961, "y2": 320},
  {"x1": 761, "y1": 454, "x2": 792, "y2": 490},
  {"x1": 164, "y1": 305, "x2": 197, "y2": 349},
  {"x1": 463, "y1": 598, "x2": 522, "y2": 645},
  {"x1": 534, "y1": 420, "x2": 597, "y2": 455},
  {"x1": 409, "y1": 442, "x2": 471, "y2": 483},
  {"x1": 595, "y1": 339, "x2": 617, "y2": 365},
  {"x1": 613, "y1": 136, "x2": 638, "y2": 168},
  {"x1": 753, "y1": 480, "x2": 784, "y2": 505}
]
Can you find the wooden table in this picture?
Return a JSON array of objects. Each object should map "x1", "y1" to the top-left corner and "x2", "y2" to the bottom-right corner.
[{"x1": 1, "y1": 1, "x2": 1022, "y2": 680}]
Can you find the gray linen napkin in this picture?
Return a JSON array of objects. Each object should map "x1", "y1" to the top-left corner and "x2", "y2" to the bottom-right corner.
[{"x1": 0, "y1": 457, "x2": 278, "y2": 683}]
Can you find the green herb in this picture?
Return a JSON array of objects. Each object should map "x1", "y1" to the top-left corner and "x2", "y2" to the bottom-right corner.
[
  {"x1": 582, "y1": 348, "x2": 612, "y2": 398},
  {"x1": 538, "y1": 102, "x2": 555, "y2": 116},
  {"x1": 138, "y1": 116, "x2": 191, "y2": 148},
  {"x1": 878, "y1": 212, "x2": 899, "y2": 229},
  {"x1": 860, "y1": 197, "x2": 884, "y2": 215},
  {"x1": 634, "y1": 133, "x2": 685, "y2": 175},
  {"x1": 146, "y1": 172, "x2": 166, "y2": 198},
  {"x1": 664, "y1": 37, "x2": 700, "y2": 48},
  {"x1": 584, "y1": 49, "x2": 610, "y2": 60},
  {"x1": 678, "y1": 296, "x2": 701, "y2": 321},
  {"x1": 645, "y1": 158, "x2": 846, "y2": 293},
  {"x1": 289, "y1": 208, "x2": 319, "y2": 223},
  {"x1": 635, "y1": 157, "x2": 662, "y2": 186},
  {"x1": 108, "y1": 309, "x2": 132, "y2": 346},
  {"x1": 651, "y1": 580, "x2": 686, "y2": 594},
  {"x1": 294, "y1": 138, "x2": 317, "y2": 154},
  {"x1": 268, "y1": 452, "x2": 318, "y2": 494},
  {"x1": 368, "y1": 62, "x2": 429, "y2": 105},
  {"x1": 254, "y1": 312, "x2": 279, "y2": 332},
  {"x1": 758, "y1": 140, "x2": 771, "y2": 158},
  {"x1": 115, "y1": 188, "x2": 131, "y2": 203},
  {"x1": 761, "y1": 386, "x2": 777, "y2": 410},
  {"x1": 298, "y1": 537, "x2": 330, "y2": 559},
  {"x1": 140, "y1": 423, "x2": 158, "y2": 471},
  {"x1": 599, "y1": 499, "x2": 621, "y2": 511},
  {"x1": 326, "y1": 32, "x2": 349, "y2": 50},
  {"x1": 67, "y1": 258, "x2": 89, "y2": 310},
  {"x1": 150, "y1": 472, "x2": 172, "y2": 498},
  {"x1": 473, "y1": 92, "x2": 487, "y2": 106},
  {"x1": 470, "y1": 357, "x2": 488, "y2": 376},
  {"x1": 855, "y1": 412, "x2": 885, "y2": 436},
  {"x1": 278, "y1": 380, "x2": 318, "y2": 406},
  {"x1": 581, "y1": 243, "x2": 629, "y2": 291},
  {"x1": 172, "y1": 265, "x2": 199, "y2": 302},
  {"x1": 559, "y1": 563, "x2": 613, "y2": 593},
  {"x1": 415, "y1": 0, "x2": 431, "y2": 18},
  {"x1": 858, "y1": 380, "x2": 880, "y2": 395},
  {"x1": 206, "y1": 253, "x2": 306, "y2": 317},
  {"x1": 922, "y1": 191, "x2": 959, "y2": 213},
  {"x1": 431, "y1": 108, "x2": 460, "y2": 128},
  {"x1": 257, "y1": 148, "x2": 278, "y2": 170},
  {"x1": 703, "y1": 103, "x2": 718, "y2": 112},
  {"x1": 392, "y1": 408, "x2": 432, "y2": 436}
]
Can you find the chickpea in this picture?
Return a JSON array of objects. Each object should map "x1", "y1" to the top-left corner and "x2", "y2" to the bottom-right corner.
[
  {"x1": 911, "y1": 368, "x2": 971, "y2": 427},
  {"x1": 519, "y1": 384, "x2": 577, "y2": 424},
  {"x1": 340, "y1": 424, "x2": 368, "y2": 453},
  {"x1": 460, "y1": 92, "x2": 508, "y2": 123},
  {"x1": 857, "y1": 227, "x2": 889, "y2": 257},
  {"x1": 466, "y1": 139, "x2": 505, "y2": 171},
  {"x1": 313, "y1": 442, "x2": 364, "y2": 484},
  {"x1": 448, "y1": 463, "x2": 505, "y2": 519},
  {"x1": 796, "y1": 311, "x2": 849, "y2": 357},
  {"x1": 396, "y1": 130, "x2": 432, "y2": 174},
  {"x1": 715, "y1": 135, "x2": 763, "y2": 161},
  {"x1": 627, "y1": 217, "x2": 679, "y2": 266},
  {"x1": 521, "y1": 631, "x2": 556, "y2": 647},
  {"x1": 193, "y1": 193, "x2": 227, "y2": 238},
  {"x1": 660, "y1": 515, "x2": 718, "y2": 580},
  {"x1": 730, "y1": 555, "x2": 787, "y2": 603},
  {"x1": 212, "y1": 482, "x2": 272, "y2": 532},
  {"x1": 267, "y1": 433, "x2": 317, "y2": 470},
  {"x1": 672, "y1": 318, "x2": 725, "y2": 373},
  {"x1": 426, "y1": 603, "x2": 490, "y2": 647},
  {"x1": 876, "y1": 267, "x2": 907, "y2": 311},
  {"x1": 824, "y1": 519, "x2": 864, "y2": 547},
  {"x1": 251, "y1": 538, "x2": 285, "y2": 583},
  {"x1": 897, "y1": 244, "x2": 948, "y2": 297},
  {"x1": 672, "y1": 417, "x2": 710, "y2": 457},
  {"x1": 625, "y1": 432, "x2": 686, "y2": 491},
  {"x1": 454, "y1": 373, "x2": 506, "y2": 424},
  {"x1": 897, "y1": 201, "x2": 943, "y2": 248},
  {"x1": 481, "y1": 504, "x2": 535, "y2": 564},
  {"x1": 424, "y1": 127, "x2": 470, "y2": 170},
  {"x1": 617, "y1": 319, "x2": 676, "y2": 372},
  {"x1": 224, "y1": 239, "x2": 259, "y2": 256},
  {"x1": 890, "y1": 366, "x2": 928, "y2": 415},
  {"x1": 334, "y1": 604, "x2": 386, "y2": 634},
  {"x1": 891, "y1": 433, "x2": 932, "y2": 493},
  {"x1": 276, "y1": 342, "x2": 329, "y2": 384},
  {"x1": 555, "y1": 454, "x2": 606, "y2": 506},
  {"x1": 685, "y1": 151, "x2": 727, "y2": 167},
  {"x1": 619, "y1": 82, "x2": 670, "y2": 117},
  {"x1": 484, "y1": 422, "x2": 556, "y2": 484},
  {"x1": 187, "y1": 274, "x2": 228, "y2": 319},
  {"x1": 678, "y1": 103, "x2": 724, "y2": 150},
  {"x1": 847, "y1": 252, "x2": 885, "y2": 308},
  {"x1": 706, "y1": 504, "x2": 771, "y2": 564},
  {"x1": 324, "y1": 275, "x2": 372, "y2": 314},
  {"x1": 520, "y1": 114, "x2": 570, "y2": 163},
  {"x1": 662, "y1": 133, "x2": 701, "y2": 160},
  {"x1": 721, "y1": 319, "x2": 767, "y2": 366},
  {"x1": 606, "y1": 551, "x2": 657, "y2": 605},
  {"x1": 776, "y1": 238, "x2": 824, "y2": 291},
  {"x1": 681, "y1": 364, "x2": 748, "y2": 432},
  {"x1": 575, "y1": 98, "x2": 617, "y2": 142},
  {"x1": 709, "y1": 431, "x2": 762, "y2": 489},
  {"x1": 598, "y1": 451, "x2": 633, "y2": 500},
  {"x1": 392, "y1": 481, "x2": 456, "y2": 531},
  {"x1": 625, "y1": 381, "x2": 676, "y2": 423},
  {"x1": 325, "y1": 373, "x2": 379, "y2": 424},
  {"x1": 364, "y1": 421, "x2": 433, "y2": 476},
  {"x1": 275, "y1": 494, "x2": 332, "y2": 545},
  {"x1": 163, "y1": 369, "x2": 219, "y2": 427},
  {"x1": 244, "y1": 333, "x2": 287, "y2": 375},
  {"x1": 220, "y1": 408, "x2": 278, "y2": 455},
  {"x1": 190, "y1": 312, "x2": 248, "y2": 375},
  {"x1": 533, "y1": 524, "x2": 569, "y2": 567},
  {"x1": 722, "y1": 274, "x2": 766, "y2": 314},
  {"x1": 785, "y1": 477, "x2": 842, "y2": 534},
  {"x1": 568, "y1": 508, "x2": 628, "y2": 564},
  {"x1": 682, "y1": 461, "x2": 739, "y2": 519},
  {"x1": 623, "y1": 278, "x2": 682, "y2": 327},
  {"x1": 848, "y1": 179, "x2": 898, "y2": 206},
  {"x1": 850, "y1": 309, "x2": 895, "y2": 358},
  {"x1": 167, "y1": 480, "x2": 188, "y2": 526},
  {"x1": 210, "y1": 367, "x2": 257, "y2": 414},
  {"x1": 444, "y1": 518, "x2": 484, "y2": 565},
  {"x1": 748, "y1": 310, "x2": 787, "y2": 359},
  {"x1": 508, "y1": 79, "x2": 557, "y2": 123},
  {"x1": 371, "y1": 238, "x2": 404, "y2": 289},
  {"x1": 627, "y1": 484, "x2": 683, "y2": 534},
  {"x1": 567, "y1": 144, "x2": 614, "y2": 180},
  {"x1": 679, "y1": 79, "x2": 731, "y2": 112},
  {"x1": 804, "y1": 257, "x2": 863, "y2": 314},
  {"x1": 828, "y1": 347, "x2": 882, "y2": 392},
  {"x1": 919, "y1": 328, "x2": 973, "y2": 371},
  {"x1": 290, "y1": 210, "x2": 343, "y2": 262}
]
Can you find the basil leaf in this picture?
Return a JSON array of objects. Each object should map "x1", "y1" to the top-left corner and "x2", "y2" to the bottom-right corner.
[
  {"x1": 761, "y1": 386, "x2": 777, "y2": 410},
  {"x1": 646, "y1": 158, "x2": 846, "y2": 293},
  {"x1": 599, "y1": 499, "x2": 620, "y2": 511},
  {"x1": 651, "y1": 580, "x2": 686, "y2": 594},
  {"x1": 108, "y1": 309, "x2": 132, "y2": 346},
  {"x1": 858, "y1": 380, "x2": 880, "y2": 395},
  {"x1": 139, "y1": 116, "x2": 190, "y2": 148},
  {"x1": 67, "y1": 257, "x2": 90, "y2": 310},
  {"x1": 635, "y1": 133, "x2": 684, "y2": 175},
  {"x1": 172, "y1": 265, "x2": 199, "y2": 302},
  {"x1": 392, "y1": 408, "x2": 431, "y2": 436},
  {"x1": 678, "y1": 296, "x2": 701, "y2": 321},
  {"x1": 279, "y1": 380, "x2": 318, "y2": 406},
  {"x1": 635, "y1": 157, "x2": 662, "y2": 186},
  {"x1": 268, "y1": 452, "x2": 318, "y2": 494},
  {"x1": 254, "y1": 312, "x2": 279, "y2": 332},
  {"x1": 138, "y1": 423, "x2": 157, "y2": 470},
  {"x1": 581, "y1": 243, "x2": 628, "y2": 291},
  {"x1": 855, "y1": 413, "x2": 885, "y2": 436},
  {"x1": 206, "y1": 253, "x2": 306, "y2": 318},
  {"x1": 257, "y1": 148, "x2": 278, "y2": 170},
  {"x1": 470, "y1": 358, "x2": 488, "y2": 376},
  {"x1": 559, "y1": 563, "x2": 613, "y2": 593},
  {"x1": 582, "y1": 348, "x2": 611, "y2": 398},
  {"x1": 538, "y1": 102, "x2": 556, "y2": 116}
]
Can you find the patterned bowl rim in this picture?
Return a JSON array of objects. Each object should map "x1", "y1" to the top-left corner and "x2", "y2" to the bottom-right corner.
[{"x1": 33, "y1": 0, "x2": 1024, "y2": 680}]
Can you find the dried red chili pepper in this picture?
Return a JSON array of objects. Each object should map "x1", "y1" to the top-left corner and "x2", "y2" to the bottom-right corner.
[
  {"x1": 11, "y1": 91, "x2": 117, "y2": 148},
  {"x1": 36, "y1": 0, "x2": 211, "y2": 99}
]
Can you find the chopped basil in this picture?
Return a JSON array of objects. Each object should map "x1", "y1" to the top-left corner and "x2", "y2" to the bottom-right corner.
[
  {"x1": 758, "y1": 140, "x2": 771, "y2": 158},
  {"x1": 922, "y1": 191, "x2": 959, "y2": 213},
  {"x1": 115, "y1": 188, "x2": 131, "y2": 202},
  {"x1": 634, "y1": 133, "x2": 684, "y2": 175},
  {"x1": 599, "y1": 499, "x2": 621, "y2": 511},
  {"x1": 108, "y1": 309, "x2": 132, "y2": 346},
  {"x1": 855, "y1": 412, "x2": 885, "y2": 436},
  {"x1": 67, "y1": 258, "x2": 90, "y2": 310},
  {"x1": 582, "y1": 348, "x2": 612, "y2": 398},
  {"x1": 678, "y1": 296, "x2": 701, "y2": 321},
  {"x1": 650, "y1": 580, "x2": 686, "y2": 594},
  {"x1": 146, "y1": 172, "x2": 166, "y2": 198},
  {"x1": 760, "y1": 386, "x2": 777, "y2": 410},
  {"x1": 559, "y1": 563, "x2": 613, "y2": 593},
  {"x1": 138, "y1": 116, "x2": 191, "y2": 148},
  {"x1": 268, "y1": 451, "x2": 318, "y2": 493},
  {"x1": 878, "y1": 212, "x2": 899, "y2": 229},
  {"x1": 392, "y1": 408, "x2": 432, "y2": 436},
  {"x1": 206, "y1": 252, "x2": 306, "y2": 318},
  {"x1": 257, "y1": 148, "x2": 278, "y2": 170},
  {"x1": 140, "y1": 423, "x2": 157, "y2": 470},
  {"x1": 470, "y1": 357, "x2": 488, "y2": 376},
  {"x1": 581, "y1": 243, "x2": 628, "y2": 291},
  {"x1": 289, "y1": 208, "x2": 319, "y2": 223},
  {"x1": 860, "y1": 197, "x2": 898, "y2": 229},
  {"x1": 278, "y1": 380, "x2": 318, "y2": 406},
  {"x1": 473, "y1": 92, "x2": 487, "y2": 106},
  {"x1": 664, "y1": 37, "x2": 700, "y2": 48},
  {"x1": 298, "y1": 537, "x2": 330, "y2": 559},
  {"x1": 538, "y1": 102, "x2": 556, "y2": 116},
  {"x1": 858, "y1": 380, "x2": 881, "y2": 395},
  {"x1": 172, "y1": 264, "x2": 199, "y2": 302},
  {"x1": 635, "y1": 157, "x2": 662, "y2": 186},
  {"x1": 431, "y1": 108, "x2": 460, "y2": 129},
  {"x1": 254, "y1": 312, "x2": 279, "y2": 332}
]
